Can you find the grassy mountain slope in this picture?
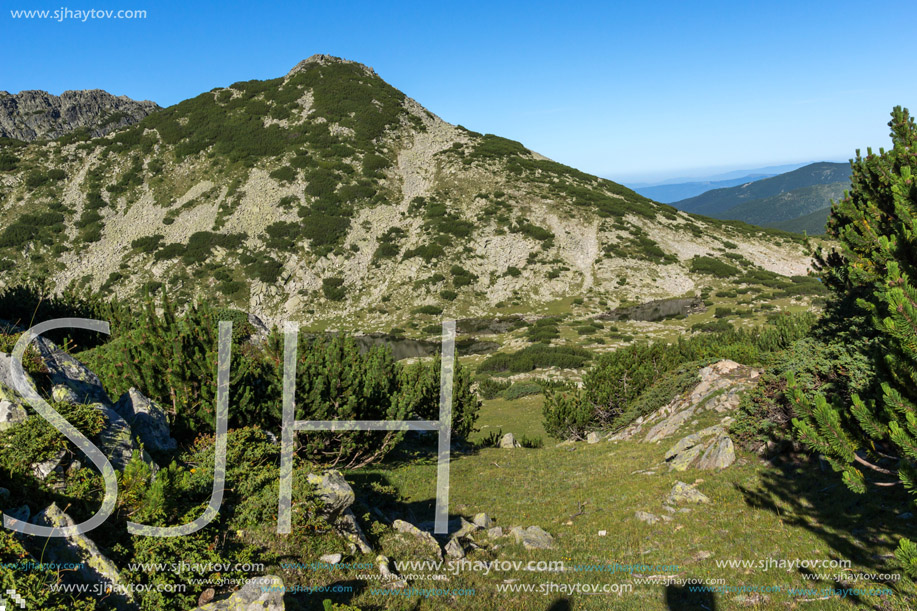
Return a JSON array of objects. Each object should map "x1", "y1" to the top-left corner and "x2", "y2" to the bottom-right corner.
[
  {"x1": 770, "y1": 206, "x2": 833, "y2": 235},
  {"x1": 672, "y1": 162, "x2": 850, "y2": 216},
  {"x1": 716, "y1": 181, "x2": 848, "y2": 233},
  {"x1": 0, "y1": 55, "x2": 811, "y2": 330}
]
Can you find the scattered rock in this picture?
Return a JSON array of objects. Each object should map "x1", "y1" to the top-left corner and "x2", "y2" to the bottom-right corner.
[
  {"x1": 52, "y1": 384, "x2": 81, "y2": 404},
  {"x1": 191, "y1": 575, "x2": 285, "y2": 610},
  {"x1": 113, "y1": 388, "x2": 178, "y2": 453},
  {"x1": 445, "y1": 538, "x2": 465, "y2": 558},
  {"x1": 635, "y1": 511, "x2": 662, "y2": 525},
  {"x1": 197, "y1": 588, "x2": 215, "y2": 607},
  {"x1": 392, "y1": 519, "x2": 442, "y2": 559},
  {"x1": 473, "y1": 512, "x2": 494, "y2": 529},
  {"x1": 499, "y1": 432, "x2": 521, "y2": 448},
  {"x1": 692, "y1": 550, "x2": 713, "y2": 561},
  {"x1": 31, "y1": 503, "x2": 134, "y2": 608},
  {"x1": 376, "y1": 554, "x2": 407, "y2": 589},
  {"x1": 667, "y1": 481, "x2": 710, "y2": 504},
  {"x1": 586, "y1": 432, "x2": 600, "y2": 444},
  {"x1": 666, "y1": 443, "x2": 706, "y2": 472},
  {"x1": 0, "y1": 396, "x2": 26, "y2": 431},
  {"x1": 336, "y1": 509, "x2": 373, "y2": 554},
  {"x1": 518, "y1": 526, "x2": 554, "y2": 550},
  {"x1": 487, "y1": 526, "x2": 504, "y2": 539},
  {"x1": 92, "y1": 403, "x2": 138, "y2": 471},
  {"x1": 898, "y1": 512, "x2": 914, "y2": 520},
  {"x1": 31, "y1": 450, "x2": 66, "y2": 480},
  {"x1": 320, "y1": 553, "x2": 343, "y2": 565},
  {"x1": 598, "y1": 530, "x2": 607, "y2": 536}
]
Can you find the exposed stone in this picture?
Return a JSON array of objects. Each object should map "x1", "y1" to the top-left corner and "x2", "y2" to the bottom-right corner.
[
  {"x1": 499, "y1": 432, "x2": 521, "y2": 448},
  {"x1": 35, "y1": 338, "x2": 112, "y2": 405},
  {"x1": 191, "y1": 575, "x2": 285, "y2": 610},
  {"x1": 666, "y1": 442, "x2": 706, "y2": 472},
  {"x1": 336, "y1": 508, "x2": 373, "y2": 554},
  {"x1": 487, "y1": 526, "x2": 504, "y2": 539},
  {"x1": 667, "y1": 481, "x2": 710, "y2": 504},
  {"x1": 320, "y1": 553, "x2": 343, "y2": 565},
  {"x1": 31, "y1": 450, "x2": 66, "y2": 480},
  {"x1": 52, "y1": 384, "x2": 81, "y2": 404},
  {"x1": 307, "y1": 470, "x2": 356, "y2": 521},
  {"x1": 0, "y1": 396, "x2": 26, "y2": 431},
  {"x1": 0, "y1": 89, "x2": 160, "y2": 141},
  {"x1": 635, "y1": 511, "x2": 661, "y2": 525},
  {"x1": 392, "y1": 519, "x2": 442, "y2": 560},
  {"x1": 445, "y1": 537, "x2": 465, "y2": 558},
  {"x1": 91, "y1": 403, "x2": 137, "y2": 471},
  {"x1": 519, "y1": 526, "x2": 554, "y2": 550},
  {"x1": 31, "y1": 503, "x2": 134, "y2": 608},
  {"x1": 472, "y1": 512, "x2": 494, "y2": 529},
  {"x1": 696, "y1": 435, "x2": 736, "y2": 470},
  {"x1": 113, "y1": 387, "x2": 178, "y2": 453},
  {"x1": 376, "y1": 554, "x2": 407, "y2": 589},
  {"x1": 586, "y1": 432, "x2": 600, "y2": 444}
]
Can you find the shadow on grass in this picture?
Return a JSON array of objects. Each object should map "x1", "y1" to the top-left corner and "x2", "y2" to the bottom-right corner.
[
  {"x1": 736, "y1": 452, "x2": 917, "y2": 601},
  {"x1": 665, "y1": 583, "x2": 717, "y2": 610}
]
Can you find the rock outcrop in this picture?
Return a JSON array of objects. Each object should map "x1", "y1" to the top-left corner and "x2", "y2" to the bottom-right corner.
[
  {"x1": 0, "y1": 89, "x2": 159, "y2": 141},
  {"x1": 610, "y1": 360, "x2": 760, "y2": 472},
  {"x1": 190, "y1": 575, "x2": 285, "y2": 611}
]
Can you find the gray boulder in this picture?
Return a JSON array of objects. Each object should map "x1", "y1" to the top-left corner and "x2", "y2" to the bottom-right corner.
[
  {"x1": 586, "y1": 431, "x2": 600, "y2": 444},
  {"x1": 31, "y1": 503, "x2": 134, "y2": 609},
  {"x1": 516, "y1": 526, "x2": 554, "y2": 550},
  {"x1": 34, "y1": 337, "x2": 111, "y2": 405},
  {"x1": 91, "y1": 403, "x2": 137, "y2": 471},
  {"x1": 473, "y1": 512, "x2": 493, "y2": 529},
  {"x1": 696, "y1": 435, "x2": 736, "y2": 470},
  {"x1": 393, "y1": 519, "x2": 442, "y2": 560},
  {"x1": 499, "y1": 432, "x2": 521, "y2": 448},
  {"x1": 114, "y1": 388, "x2": 177, "y2": 453},
  {"x1": 0, "y1": 395, "x2": 26, "y2": 431},
  {"x1": 667, "y1": 481, "x2": 710, "y2": 504},
  {"x1": 307, "y1": 470, "x2": 356, "y2": 521},
  {"x1": 191, "y1": 575, "x2": 285, "y2": 610}
]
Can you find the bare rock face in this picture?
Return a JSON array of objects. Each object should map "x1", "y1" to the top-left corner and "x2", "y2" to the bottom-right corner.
[
  {"x1": 0, "y1": 89, "x2": 159, "y2": 141},
  {"x1": 609, "y1": 360, "x2": 759, "y2": 473}
]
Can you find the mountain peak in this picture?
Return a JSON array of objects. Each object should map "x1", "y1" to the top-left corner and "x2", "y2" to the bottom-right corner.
[{"x1": 287, "y1": 54, "x2": 376, "y2": 78}]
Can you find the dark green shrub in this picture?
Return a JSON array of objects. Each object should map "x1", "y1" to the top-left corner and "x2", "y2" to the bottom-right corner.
[
  {"x1": 322, "y1": 277, "x2": 346, "y2": 301},
  {"x1": 690, "y1": 256, "x2": 740, "y2": 278}
]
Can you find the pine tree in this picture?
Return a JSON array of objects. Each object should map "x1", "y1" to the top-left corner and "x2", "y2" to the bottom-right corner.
[{"x1": 791, "y1": 106, "x2": 917, "y2": 574}]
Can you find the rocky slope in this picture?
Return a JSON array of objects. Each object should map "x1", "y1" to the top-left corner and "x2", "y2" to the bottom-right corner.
[
  {"x1": 0, "y1": 55, "x2": 812, "y2": 330},
  {"x1": 0, "y1": 89, "x2": 159, "y2": 141}
]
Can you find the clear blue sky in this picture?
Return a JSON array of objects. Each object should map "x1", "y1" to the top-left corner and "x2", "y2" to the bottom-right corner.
[{"x1": 3, "y1": 0, "x2": 914, "y2": 183}]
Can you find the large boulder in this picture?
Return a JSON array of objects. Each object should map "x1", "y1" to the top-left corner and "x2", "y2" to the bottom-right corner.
[
  {"x1": 30, "y1": 503, "x2": 134, "y2": 609},
  {"x1": 667, "y1": 481, "x2": 710, "y2": 504},
  {"x1": 114, "y1": 388, "x2": 177, "y2": 453},
  {"x1": 35, "y1": 337, "x2": 112, "y2": 405},
  {"x1": 664, "y1": 426, "x2": 736, "y2": 471},
  {"x1": 90, "y1": 403, "x2": 137, "y2": 471},
  {"x1": 499, "y1": 432, "x2": 521, "y2": 448},
  {"x1": 191, "y1": 575, "x2": 285, "y2": 611},
  {"x1": 307, "y1": 470, "x2": 356, "y2": 521}
]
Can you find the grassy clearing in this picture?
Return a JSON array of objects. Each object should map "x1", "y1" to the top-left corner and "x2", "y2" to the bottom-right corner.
[{"x1": 337, "y1": 432, "x2": 916, "y2": 610}]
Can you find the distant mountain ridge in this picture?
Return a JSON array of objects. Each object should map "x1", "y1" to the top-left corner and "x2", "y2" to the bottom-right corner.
[
  {"x1": 633, "y1": 174, "x2": 776, "y2": 203},
  {"x1": 0, "y1": 89, "x2": 160, "y2": 141},
  {"x1": 669, "y1": 162, "x2": 851, "y2": 234}
]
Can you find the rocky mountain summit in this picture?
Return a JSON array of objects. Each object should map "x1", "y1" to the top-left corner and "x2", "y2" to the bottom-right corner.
[
  {"x1": 0, "y1": 56, "x2": 811, "y2": 330},
  {"x1": 0, "y1": 89, "x2": 159, "y2": 141}
]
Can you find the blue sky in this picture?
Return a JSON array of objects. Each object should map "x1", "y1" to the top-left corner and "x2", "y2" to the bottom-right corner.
[{"x1": 3, "y1": 0, "x2": 914, "y2": 182}]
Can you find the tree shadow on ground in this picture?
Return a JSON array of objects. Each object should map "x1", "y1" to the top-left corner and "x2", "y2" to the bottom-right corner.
[
  {"x1": 735, "y1": 452, "x2": 917, "y2": 602},
  {"x1": 665, "y1": 583, "x2": 717, "y2": 610}
]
